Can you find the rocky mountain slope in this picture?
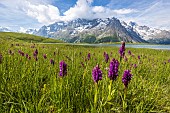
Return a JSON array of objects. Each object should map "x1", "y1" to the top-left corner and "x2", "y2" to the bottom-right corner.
[
  {"x1": 35, "y1": 17, "x2": 146, "y2": 43},
  {"x1": 121, "y1": 21, "x2": 170, "y2": 44}
]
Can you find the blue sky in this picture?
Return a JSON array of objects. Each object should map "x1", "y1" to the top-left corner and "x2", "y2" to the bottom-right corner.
[{"x1": 0, "y1": 0, "x2": 170, "y2": 31}]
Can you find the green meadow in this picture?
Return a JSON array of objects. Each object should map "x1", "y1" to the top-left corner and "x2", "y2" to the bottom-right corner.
[
  {"x1": 0, "y1": 32, "x2": 63, "y2": 43},
  {"x1": 0, "y1": 33, "x2": 170, "y2": 113}
]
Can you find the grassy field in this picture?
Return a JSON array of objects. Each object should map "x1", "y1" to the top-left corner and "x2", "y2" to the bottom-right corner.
[
  {"x1": 0, "y1": 32, "x2": 63, "y2": 43},
  {"x1": 0, "y1": 36, "x2": 170, "y2": 112}
]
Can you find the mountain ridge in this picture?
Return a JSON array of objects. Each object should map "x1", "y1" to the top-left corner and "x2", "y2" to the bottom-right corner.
[
  {"x1": 121, "y1": 21, "x2": 170, "y2": 44},
  {"x1": 0, "y1": 26, "x2": 12, "y2": 32},
  {"x1": 34, "y1": 17, "x2": 146, "y2": 43},
  {"x1": 1, "y1": 17, "x2": 170, "y2": 44}
]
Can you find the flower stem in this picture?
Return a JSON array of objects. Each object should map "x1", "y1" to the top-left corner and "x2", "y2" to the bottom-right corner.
[
  {"x1": 94, "y1": 83, "x2": 98, "y2": 111},
  {"x1": 123, "y1": 87, "x2": 127, "y2": 111},
  {"x1": 107, "y1": 80, "x2": 112, "y2": 101}
]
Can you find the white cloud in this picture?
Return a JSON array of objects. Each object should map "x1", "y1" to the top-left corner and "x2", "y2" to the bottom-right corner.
[
  {"x1": 63, "y1": 0, "x2": 93, "y2": 21},
  {"x1": 0, "y1": 0, "x2": 58, "y2": 30},
  {"x1": 19, "y1": 27, "x2": 27, "y2": 33},
  {"x1": 86, "y1": 0, "x2": 94, "y2": 4},
  {"x1": 25, "y1": 1, "x2": 61, "y2": 24},
  {"x1": 63, "y1": 0, "x2": 136, "y2": 21},
  {"x1": 21, "y1": 0, "x2": 137, "y2": 26},
  {"x1": 2, "y1": 0, "x2": 170, "y2": 30},
  {"x1": 92, "y1": 6, "x2": 105, "y2": 13},
  {"x1": 113, "y1": 8, "x2": 138, "y2": 15},
  {"x1": 127, "y1": 0, "x2": 170, "y2": 30},
  {"x1": 0, "y1": 0, "x2": 138, "y2": 29}
]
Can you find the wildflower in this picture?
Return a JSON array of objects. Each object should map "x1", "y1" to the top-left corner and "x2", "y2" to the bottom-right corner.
[
  {"x1": 122, "y1": 70, "x2": 132, "y2": 88},
  {"x1": 104, "y1": 53, "x2": 109, "y2": 63},
  {"x1": 18, "y1": 50, "x2": 21, "y2": 54},
  {"x1": 138, "y1": 55, "x2": 140, "y2": 60},
  {"x1": 26, "y1": 54, "x2": 29, "y2": 58},
  {"x1": 133, "y1": 64, "x2": 137, "y2": 68},
  {"x1": 33, "y1": 49, "x2": 38, "y2": 57},
  {"x1": 35, "y1": 49, "x2": 38, "y2": 55},
  {"x1": 128, "y1": 50, "x2": 131, "y2": 55},
  {"x1": 59, "y1": 61, "x2": 67, "y2": 77},
  {"x1": 0, "y1": 54, "x2": 2, "y2": 64},
  {"x1": 18, "y1": 50, "x2": 24, "y2": 56},
  {"x1": 26, "y1": 54, "x2": 31, "y2": 60},
  {"x1": 21, "y1": 52, "x2": 24, "y2": 56},
  {"x1": 87, "y1": 53, "x2": 91, "y2": 60},
  {"x1": 43, "y1": 54, "x2": 47, "y2": 59},
  {"x1": 119, "y1": 41, "x2": 125, "y2": 58},
  {"x1": 108, "y1": 59, "x2": 119, "y2": 80},
  {"x1": 28, "y1": 56, "x2": 31, "y2": 60},
  {"x1": 35, "y1": 57, "x2": 38, "y2": 61},
  {"x1": 50, "y1": 59, "x2": 55, "y2": 65},
  {"x1": 33, "y1": 52, "x2": 37, "y2": 57},
  {"x1": 30, "y1": 45, "x2": 35, "y2": 48},
  {"x1": 92, "y1": 65, "x2": 102, "y2": 83},
  {"x1": 168, "y1": 59, "x2": 170, "y2": 63}
]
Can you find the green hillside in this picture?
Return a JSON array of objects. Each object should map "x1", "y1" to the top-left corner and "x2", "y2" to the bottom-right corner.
[{"x1": 0, "y1": 32, "x2": 63, "y2": 43}]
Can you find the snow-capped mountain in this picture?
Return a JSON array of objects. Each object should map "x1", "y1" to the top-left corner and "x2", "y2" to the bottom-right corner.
[
  {"x1": 35, "y1": 17, "x2": 145, "y2": 43},
  {"x1": 121, "y1": 21, "x2": 170, "y2": 44},
  {"x1": 24, "y1": 29, "x2": 37, "y2": 34},
  {"x1": 0, "y1": 26, "x2": 11, "y2": 32},
  {"x1": 19, "y1": 28, "x2": 37, "y2": 35},
  {"x1": 1, "y1": 16, "x2": 170, "y2": 44}
]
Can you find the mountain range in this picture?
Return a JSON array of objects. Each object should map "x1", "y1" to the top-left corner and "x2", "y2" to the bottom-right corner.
[
  {"x1": 1, "y1": 17, "x2": 170, "y2": 44},
  {"x1": 0, "y1": 26, "x2": 11, "y2": 32},
  {"x1": 121, "y1": 21, "x2": 170, "y2": 44},
  {"x1": 35, "y1": 17, "x2": 146, "y2": 43}
]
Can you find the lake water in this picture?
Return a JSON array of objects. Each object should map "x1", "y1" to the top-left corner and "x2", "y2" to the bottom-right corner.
[
  {"x1": 42, "y1": 43, "x2": 170, "y2": 50},
  {"x1": 70, "y1": 43, "x2": 170, "y2": 50}
]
